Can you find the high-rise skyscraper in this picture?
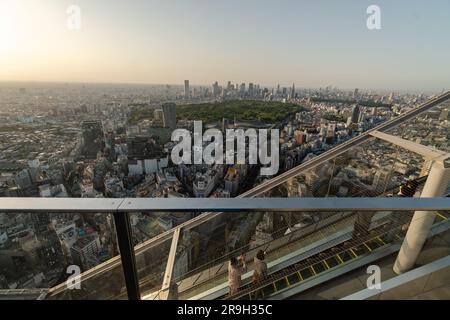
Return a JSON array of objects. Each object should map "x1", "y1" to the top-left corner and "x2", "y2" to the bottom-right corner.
[
  {"x1": 162, "y1": 103, "x2": 177, "y2": 130},
  {"x1": 239, "y1": 83, "x2": 246, "y2": 96},
  {"x1": 212, "y1": 81, "x2": 220, "y2": 97},
  {"x1": 81, "y1": 120, "x2": 105, "y2": 159},
  {"x1": 184, "y1": 80, "x2": 190, "y2": 99},
  {"x1": 350, "y1": 105, "x2": 360, "y2": 124},
  {"x1": 71, "y1": 233, "x2": 101, "y2": 271},
  {"x1": 358, "y1": 107, "x2": 366, "y2": 123},
  {"x1": 290, "y1": 83, "x2": 295, "y2": 99},
  {"x1": 388, "y1": 92, "x2": 394, "y2": 103},
  {"x1": 248, "y1": 83, "x2": 254, "y2": 98},
  {"x1": 326, "y1": 123, "x2": 336, "y2": 144}
]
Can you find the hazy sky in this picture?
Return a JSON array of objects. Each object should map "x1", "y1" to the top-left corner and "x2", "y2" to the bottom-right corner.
[{"x1": 1, "y1": 0, "x2": 449, "y2": 91}]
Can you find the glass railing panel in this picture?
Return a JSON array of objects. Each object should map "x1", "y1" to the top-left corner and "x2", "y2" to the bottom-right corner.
[
  {"x1": 385, "y1": 99, "x2": 450, "y2": 153},
  {"x1": 150, "y1": 207, "x2": 450, "y2": 300},
  {"x1": 225, "y1": 209, "x2": 450, "y2": 300},
  {"x1": 166, "y1": 209, "x2": 387, "y2": 299},
  {"x1": 134, "y1": 236, "x2": 172, "y2": 298},
  {"x1": 47, "y1": 260, "x2": 127, "y2": 300},
  {"x1": 0, "y1": 211, "x2": 126, "y2": 299},
  {"x1": 1, "y1": 201, "x2": 448, "y2": 300},
  {"x1": 127, "y1": 210, "x2": 227, "y2": 299},
  {"x1": 260, "y1": 136, "x2": 427, "y2": 198}
]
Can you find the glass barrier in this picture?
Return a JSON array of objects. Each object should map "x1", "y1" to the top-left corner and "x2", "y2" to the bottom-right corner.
[
  {"x1": 1, "y1": 204, "x2": 448, "y2": 300},
  {"x1": 227, "y1": 209, "x2": 450, "y2": 301},
  {"x1": 261, "y1": 136, "x2": 427, "y2": 199},
  {"x1": 136, "y1": 206, "x2": 450, "y2": 300},
  {"x1": 386, "y1": 99, "x2": 450, "y2": 153},
  {"x1": 0, "y1": 211, "x2": 126, "y2": 300}
]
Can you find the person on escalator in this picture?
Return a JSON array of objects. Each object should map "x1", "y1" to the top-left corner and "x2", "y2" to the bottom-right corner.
[
  {"x1": 253, "y1": 250, "x2": 268, "y2": 282},
  {"x1": 228, "y1": 254, "x2": 247, "y2": 296},
  {"x1": 251, "y1": 250, "x2": 268, "y2": 299}
]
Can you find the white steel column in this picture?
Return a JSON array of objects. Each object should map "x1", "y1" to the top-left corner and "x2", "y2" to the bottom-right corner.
[{"x1": 393, "y1": 158, "x2": 450, "y2": 274}]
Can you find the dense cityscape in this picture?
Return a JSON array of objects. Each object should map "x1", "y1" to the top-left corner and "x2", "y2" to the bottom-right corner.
[{"x1": 0, "y1": 80, "x2": 448, "y2": 292}]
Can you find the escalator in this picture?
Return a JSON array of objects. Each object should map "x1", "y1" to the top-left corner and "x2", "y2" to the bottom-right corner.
[{"x1": 221, "y1": 210, "x2": 450, "y2": 300}]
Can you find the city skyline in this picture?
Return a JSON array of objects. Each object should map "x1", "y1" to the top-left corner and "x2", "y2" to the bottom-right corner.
[
  {"x1": 0, "y1": 79, "x2": 445, "y2": 95},
  {"x1": 1, "y1": 0, "x2": 450, "y2": 91}
]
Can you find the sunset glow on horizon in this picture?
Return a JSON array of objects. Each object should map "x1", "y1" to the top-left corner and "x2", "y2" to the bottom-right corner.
[{"x1": 1, "y1": 0, "x2": 449, "y2": 91}]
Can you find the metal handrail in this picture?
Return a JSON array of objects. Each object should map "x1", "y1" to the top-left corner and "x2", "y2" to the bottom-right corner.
[{"x1": 1, "y1": 197, "x2": 449, "y2": 212}]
